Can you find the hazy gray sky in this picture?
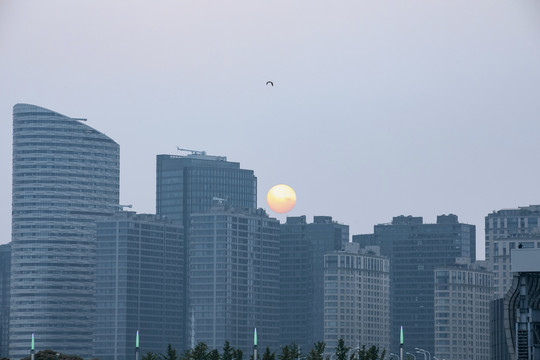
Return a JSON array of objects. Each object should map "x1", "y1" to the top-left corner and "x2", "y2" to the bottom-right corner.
[{"x1": 2, "y1": 0, "x2": 540, "y2": 258}]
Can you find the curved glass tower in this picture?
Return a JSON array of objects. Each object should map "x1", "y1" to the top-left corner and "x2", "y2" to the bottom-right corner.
[{"x1": 10, "y1": 104, "x2": 119, "y2": 358}]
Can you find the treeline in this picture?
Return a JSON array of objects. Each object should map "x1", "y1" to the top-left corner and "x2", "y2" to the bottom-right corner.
[
  {"x1": 8, "y1": 339, "x2": 398, "y2": 360},
  {"x1": 142, "y1": 340, "x2": 386, "y2": 360}
]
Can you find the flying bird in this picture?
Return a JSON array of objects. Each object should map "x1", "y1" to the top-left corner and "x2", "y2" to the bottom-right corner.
[{"x1": 266, "y1": 81, "x2": 274, "y2": 86}]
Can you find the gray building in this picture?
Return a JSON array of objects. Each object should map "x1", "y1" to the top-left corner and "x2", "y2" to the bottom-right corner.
[
  {"x1": 156, "y1": 152, "x2": 257, "y2": 225},
  {"x1": 280, "y1": 215, "x2": 349, "y2": 350},
  {"x1": 0, "y1": 243, "x2": 10, "y2": 358},
  {"x1": 189, "y1": 205, "x2": 279, "y2": 354},
  {"x1": 485, "y1": 205, "x2": 540, "y2": 299},
  {"x1": 504, "y1": 248, "x2": 540, "y2": 360},
  {"x1": 10, "y1": 104, "x2": 120, "y2": 358},
  {"x1": 434, "y1": 259, "x2": 492, "y2": 360},
  {"x1": 353, "y1": 214, "x2": 476, "y2": 356},
  {"x1": 94, "y1": 212, "x2": 184, "y2": 360},
  {"x1": 156, "y1": 151, "x2": 258, "y2": 350},
  {"x1": 323, "y1": 243, "x2": 390, "y2": 355}
]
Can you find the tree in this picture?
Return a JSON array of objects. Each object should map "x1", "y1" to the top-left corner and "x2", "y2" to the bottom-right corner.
[
  {"x1": 160, "y1": 344, "x2": 179, "y2": 360},
  {"x1": 208, "y1": 349, "x2": 220, "y2": 360},
  {"x1": 222, "y1": 341, "x2": 234, "y2": 360},
  {"x1": 334, "y1": 340, "x2": 350, "y2": 360},
  {"x1": 261, "y1": 347, "x2": 275, "y2": 360},
  {"x1": 279, "y1": 343, "x2": 300, "y2": 360},
  {"x1": 306, "y1": 342, "x2": 326, "y2": 360},
  {"x1": 191, "y1": 342, "x2": 209, "y2": 360},
  {"x1": 233, "y1": 349, "x2": 243, "y2": 360},
  {"x1": 21, "y1": 350, "x2": 83, "y2": 360},
  {"x1": 143, "y1": 352, "x2": 160, "y2": 360}
]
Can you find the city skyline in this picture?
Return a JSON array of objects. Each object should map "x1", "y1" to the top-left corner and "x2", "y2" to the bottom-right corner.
[{"x1": 2, "y1": 0, "x2": 540, "y2": 260}]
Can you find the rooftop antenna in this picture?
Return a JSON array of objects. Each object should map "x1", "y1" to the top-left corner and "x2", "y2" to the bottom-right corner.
[{"x1": 176, "y1": 147, "x2": 207, "y2": 156}]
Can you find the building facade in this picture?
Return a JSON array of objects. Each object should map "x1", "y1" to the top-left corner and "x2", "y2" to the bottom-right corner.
[
  {"x1": 94, "y1": 212, "x2": 184, "y2": 360},
  {"x1": 323, "y1": 243, "x2": 390, "y2": 355},
  {"x1": 10, "y1": 104, "x2": 120, "y2": 358},
  {"x1": 188, "y1": 205, "x2": 279, "y2": 354},
  {"x1": 0, "y1": 243, "x2": 10, "y2": 358},
  {"x1": 280, "y1": 216, "x2": 349, "y2": 350},
  {"x1": 485, "y1": 205, "x2": 540, "y2": 299},
  {"x1": 156, "y1": 152, "x2": 258, "y2": 350},
  {"x1": 353, "y1": 214, "x2": 476, "y2": 356},
  {"x1": 434, "y1": 259, "x2": 492, "y2": 360},
  {"x1": 156, "y1": 152, "x2": 257, "y2": 225}
]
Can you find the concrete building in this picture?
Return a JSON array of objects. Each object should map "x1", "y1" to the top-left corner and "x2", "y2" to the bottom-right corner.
[
  {"x1": 10, "y1": 104, "x2": 119, "y2": 358},
  {"x1": 0, "y1": 243, "x2": 10, "y2": 358},
  {"x1": 93, "y1": 212, "x2": 183, "y2": 360},
  {"x1": 323, "y1": 243, "x2": 390, "y2": 355},
  {"x1": 280, "y1": 215, "x2": 349, "y2": 350},
  {"x1": 353, "y1": 214, "x2": 476, "y2": 356},
  {"x1": 485, "y1": 205, "x2": 540, "y2": 299},
  {"x1": 433, "y1": 258, "x2": 492, "y2": 360},
  {"x1": 188, "y1": 204, "x2": 279, "y2": 354}
]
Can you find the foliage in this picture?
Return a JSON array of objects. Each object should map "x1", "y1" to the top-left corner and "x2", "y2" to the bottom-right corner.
[
  {"x1": 261, "y1": 347, "x2": 275, "y2": 360},
  {"x1": 306, "y1": 342, "x2": 327, "y2": 360},
  {"x1": 348, "y1": 345, "x2": 385, "y2": 360},
  {"x1": 21, "y1": 350, "x2": 83, "y2": 360},
  {"x1": 221, "y1": 342, "x2": 234, "y2": 360},
  {"x1": 334, "y1": 340, "x2": 350, "y2": 360},
  {"x1": 278, "y1": 343, "x2": 301, "y2": 360},
  {"x1": 233, "y1": 349, "x2": 243, "y2": 360},
  {"x1": 161, "y1": 344, "x2": 179, "y2": 360},
  {"x1": 191, "y1": 342, "x2": 209, "y2": 360},
  {"x1": 143, "y1": 352, "x2": 160, "y2": 360},
  {"x1": 208, "y1": 349, "x2": 220, "y2": 360}
]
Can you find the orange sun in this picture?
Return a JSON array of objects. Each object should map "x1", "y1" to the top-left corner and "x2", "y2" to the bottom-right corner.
[{"x1": 266, "y1": 184, "x2": 296, "y2": 213}]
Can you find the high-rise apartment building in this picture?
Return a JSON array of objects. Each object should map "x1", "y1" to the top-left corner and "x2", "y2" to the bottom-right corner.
[
  {"x1": 434, "y1": 259, "x2": 492, "y2": 360},
  {"x1": 485, "y1": 205, "x2": 540, "y2": 299},
  {"x1": 94, "y1": 212, "x2": 184, "y2": 360},
  {"x1": 323, "y1": 243, "x2": 390, "y2": 355},
  {"x1": 0, "y1": 243, "x2": 10, "y2": 358},
  {"x1": 353, "y1": 214, "x2": 476, "y2": 356},
  {"x1": 10, "y1": 104, "x2": 119, "y2": 358},
  {"x1": 188, "y1": 205, "x2": 280, "y2": 354},
  {"x1": 280, "y1": 216, "x2": 349, "y2": 350}
]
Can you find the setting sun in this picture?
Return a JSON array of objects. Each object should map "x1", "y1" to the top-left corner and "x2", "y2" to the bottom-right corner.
[{"x1": 266, "y1": 184, "x2": 296, "y2": 213}]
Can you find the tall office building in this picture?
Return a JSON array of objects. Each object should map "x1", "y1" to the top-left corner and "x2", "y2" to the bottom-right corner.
[
  {"x1": 353, "y1": 214, "x2": 476, "y2": 356},
  {"x1": 280, "y1": 216, "x2": 349, "y2": 350},
  {"x1": 94, "y1": 212, "x2": 184, "y2": 360},
  {"x1": 156, "y1": 152, "x2": 257, "y2": 224},
  {"x1": 156, "y1": 152, "x2": 257, "y2": 349},
  {"x1": 10, "y1": 104, "x2": 119, "y2": 358},
  {"x1": 323, "y1": 243, "x2": 390, "y2": 355},
  {"x1": 189, "y1": 204, "x2": 280, "y2": 354},
  {"x1": 485, "y1": 205, "x2": 540, "y2": 299},
  {"x1": 0, "y1": 243, "x2": 10, "y2": 358},
  {"x1": 434, "y1": 259, "x2": 492, "y2": 360}
]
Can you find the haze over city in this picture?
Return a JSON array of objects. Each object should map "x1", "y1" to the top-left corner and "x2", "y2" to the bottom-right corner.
[{"x1": 2, "y1": 0, "x2": 540, "y2": 260}]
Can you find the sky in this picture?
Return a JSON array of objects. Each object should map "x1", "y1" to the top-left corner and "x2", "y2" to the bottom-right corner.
[{"x1": 1, "y1": 0, "x2": 540, "y2": 259}]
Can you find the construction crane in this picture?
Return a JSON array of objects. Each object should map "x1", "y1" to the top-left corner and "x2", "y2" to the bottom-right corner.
[{"x1": 176, "y1": 147, "x2": 207, "y2": 156}]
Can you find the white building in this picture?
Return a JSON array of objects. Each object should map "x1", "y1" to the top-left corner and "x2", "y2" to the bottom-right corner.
[
  {"x1": 323, "y1": 243, "x2": 390, "y2": 355},
  {"x1": 434, "y1": 258, "x2": 492, "y2": 360}
]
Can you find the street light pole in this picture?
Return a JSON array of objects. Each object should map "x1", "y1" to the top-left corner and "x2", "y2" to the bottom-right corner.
[
  {"x1": 406, "y1": 352, "x2": 416, "y2": 360},
  {"x1": 414, "y1": 348, "x2": 430, "y2": 360}
]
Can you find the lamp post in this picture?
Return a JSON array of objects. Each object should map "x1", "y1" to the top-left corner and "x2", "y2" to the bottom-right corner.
[
  {"x1": 253, "y1": 328, "x2": 258, "y2": 360},
  {"x1": 135, "y1": 330, "x2": 140, "y2": 360},
  {"x1": 31, "y1": 333, "x2": 35, "y2": 360},
  {"x1": 414, "y1": 348, "x2": 430, "y2": 360},
  {"x1": 389, "y1": 353, "x2": 399, "y2": 360},
  {"x1": 406, "y1": 352, "x2": 416, "y2": 360}
]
